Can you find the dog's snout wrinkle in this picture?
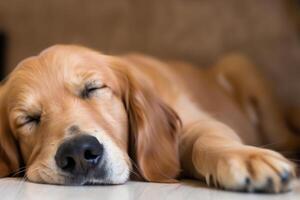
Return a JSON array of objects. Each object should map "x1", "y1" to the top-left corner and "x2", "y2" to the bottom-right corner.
[{"x1": 68, "y1": 125, "x2": 81, "y2": 135}]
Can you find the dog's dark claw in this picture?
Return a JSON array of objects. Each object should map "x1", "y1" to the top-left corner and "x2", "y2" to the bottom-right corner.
[
  {"x1": 267, "y1": 177, "x2": 273, "y2": 186},
  {"x1": 264, "y1": 177, "x2": 274, "y2": 192},
  {"x1": 280, "y1": 170, "x2": 291, "y2": 184},
  {"x1": 245, "y1": 177, "x2": 251, "y2": 186}
]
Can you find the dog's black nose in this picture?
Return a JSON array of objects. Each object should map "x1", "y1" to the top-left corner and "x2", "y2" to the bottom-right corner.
[{"x1": 55, "y1": 135, "x2": 104, "y2": 175}]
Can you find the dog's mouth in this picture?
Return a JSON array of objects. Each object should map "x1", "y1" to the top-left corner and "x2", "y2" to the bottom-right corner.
[
  {"x1": 59, "y1": 159, "x2": 110, "y2": 186},
  {"x1": 61, "y1": 173, "x2": 108, "y2": 186}
]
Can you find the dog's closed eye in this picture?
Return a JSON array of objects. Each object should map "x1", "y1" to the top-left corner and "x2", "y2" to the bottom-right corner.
[
  {"x1": 16, "y1": 113, "x2": 41, "y2": 129},
  {"x1": 81, "y1": 81, "x2": 107, "y2": 99}
]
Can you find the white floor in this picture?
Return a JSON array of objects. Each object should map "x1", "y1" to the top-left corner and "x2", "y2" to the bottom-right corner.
[{"x1": 0, "y1": 178, "x2": 300, "y2": 200}]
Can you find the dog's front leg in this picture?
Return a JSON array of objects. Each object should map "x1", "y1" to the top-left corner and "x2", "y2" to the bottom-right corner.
[{"x1": 179, "y1": 120, "x2": 295, "y2": 193}]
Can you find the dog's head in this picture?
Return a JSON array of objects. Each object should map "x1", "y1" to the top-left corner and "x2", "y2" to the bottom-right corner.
[{"x1": 0, "y1": 45, "x2": 181, "y2": 185}]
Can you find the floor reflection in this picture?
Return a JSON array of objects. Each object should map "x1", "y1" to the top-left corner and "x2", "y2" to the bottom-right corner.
[{"x1": 0, "y1": 178, "x2": 299, "y2": 200}]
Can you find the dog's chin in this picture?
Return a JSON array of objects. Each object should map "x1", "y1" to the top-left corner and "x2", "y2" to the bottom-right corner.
[
  {"x1": 30, "y1": 171, "x2": 130, "y2": 186},
  {"x1": 63, "y1": 173, "x2": 130, "y2": 186},
  {"x1": 27, "y1": 160, "x2": 130, "y2": 186},
  {"x1": 63, "y1": 169, "x2": 130, "y2": 186},
  {"x1": 53, "y1": 164, "x2": 130, "y2": 186}
]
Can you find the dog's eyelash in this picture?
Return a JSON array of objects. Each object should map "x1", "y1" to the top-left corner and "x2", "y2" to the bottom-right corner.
[
  {"x1": 81, "y1": 84, "x2": 107, "y2": 99},
  {"x1": 20, "y1": 115, "x2": 41, "y2": 127}
]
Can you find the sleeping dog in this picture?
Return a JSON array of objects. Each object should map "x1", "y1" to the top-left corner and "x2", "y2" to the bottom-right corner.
[{"x1": 0, "y1": 45, "x2": 299, "y2": 193}]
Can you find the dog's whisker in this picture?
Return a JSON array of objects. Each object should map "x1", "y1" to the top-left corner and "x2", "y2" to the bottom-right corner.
[
  {"x1": 11, "y1": 169, "x2": 26, "y2": 177},
  {"x1": 258, "y1": 141, "x2": 287, "y2": 148},
  {"x1": 9, "y1": 167, "x2": 26, "y2": 177},
  {"x1": 127, "y1": 157, "x2": 143, "y2": 178},
  {"x1": 0, "y1": 167, "x2": 28, "y2": 198},
  {"x1": 12, "y1": 167, "x2": 40, "y2": 200}
]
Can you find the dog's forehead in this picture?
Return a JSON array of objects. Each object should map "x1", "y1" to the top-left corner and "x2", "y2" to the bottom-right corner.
[
  {"x1": 12, "y1": 48, "x2": 105, "y2": 84},
  {"x1": 6, "y1": 46, "x2": 115, "y2": 105},
  {"x1": 11, "y1": 57, "x2": 75, "y2": 89}
]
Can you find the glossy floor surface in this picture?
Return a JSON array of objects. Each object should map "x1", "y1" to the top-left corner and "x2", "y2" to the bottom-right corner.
[{"x1": 0, "y1": 178, "x2": 299, "y2": 200}]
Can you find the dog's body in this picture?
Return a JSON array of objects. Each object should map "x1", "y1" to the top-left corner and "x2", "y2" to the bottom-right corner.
[{"x1": 0, "y1": 45, "x2": 299, "y2": 193}]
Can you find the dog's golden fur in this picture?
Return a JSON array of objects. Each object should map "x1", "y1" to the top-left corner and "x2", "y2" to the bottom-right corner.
[{"x1": 0, "y1": 45, "x2": 299, "y2": 192}]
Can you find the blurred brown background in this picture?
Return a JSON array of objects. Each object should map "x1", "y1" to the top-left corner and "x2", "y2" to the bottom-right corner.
[{"x1": 0, "y1": 0, "x2": 299, "y2": 107}]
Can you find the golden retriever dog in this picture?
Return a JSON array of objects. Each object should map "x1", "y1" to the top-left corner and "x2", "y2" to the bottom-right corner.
[{"x1": 0, "y1": 45, "x2": 299, "y2": 193}]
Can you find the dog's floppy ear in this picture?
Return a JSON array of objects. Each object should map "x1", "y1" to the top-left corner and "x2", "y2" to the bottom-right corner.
[
  {"x1": 110, "y1": 58, "x2": 181, "y2": 183},
  {"x1": 0, "y1": 85, "x2": 20, "y2": 177}
]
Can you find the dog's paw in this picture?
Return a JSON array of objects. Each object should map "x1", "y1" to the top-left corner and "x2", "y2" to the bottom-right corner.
[{"x1": 208, "y1": 146, "x2": 296, "y2": 193}]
